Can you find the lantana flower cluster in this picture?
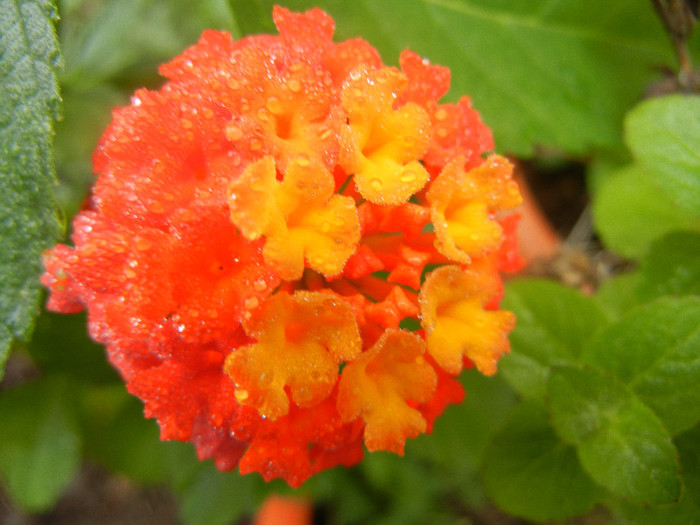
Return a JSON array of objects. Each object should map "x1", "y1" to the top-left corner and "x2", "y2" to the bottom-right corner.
[{"x1": 42, "y1": 7, "x2": 522, "y2": 487}]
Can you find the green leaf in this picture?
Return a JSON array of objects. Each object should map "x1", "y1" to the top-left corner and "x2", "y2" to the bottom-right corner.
[
  {"x1": 582, "y1": 296, "x2": 700, "y2": 435},
  {"x1": 612, "y1": 424, "x2": 700, "y2": 524},
  {"x1": 27, "y1": 311, "x2": 118, "y2": 383},
  {"x1": 0, "y1": 325, "x2": 9, "y2": 379},
  {"x1": 0, "y1": 0, "x2": 63, "y2": 378},
  {"x1": 85, "y1": 392, "x2": 172, "y2": 484},
  {"x1": 177, "y1": 464, "x2": 265, "y2": 525},
  {"x1": 594, "y1": 270, "x2": 643, "y2": 319},
  {"x1": 499, "y1": 279, "x2": 609, "y2": 397},
  {"x1": 0, "y1": 379, "x2": 81, "y2": 512},
  {"x1": 230, "y1": 0, "x2": 678, "y2": 156},
  {"x1": 625, "y1": 94, "x2": 700, "y2": 215},
  {"x1": 482, "y1": 400, "x2": 603, "y2": 522},
  {"x1": 592, "y1": 164, "x2": 699, "y2": 258},
  {"x1": 548, "y1": 366, "x2": 681, "y2": 504},
  {"x1": 60, "y1": 0, "x2": 237, "y2": 90},
  {"x1": 637, "y1": 231, "x2": 700, "y2": 301}
]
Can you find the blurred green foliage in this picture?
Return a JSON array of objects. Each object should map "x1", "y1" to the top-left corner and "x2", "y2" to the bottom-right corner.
[{"x1": 1, "y1": 0, "x2": 700, "y2": 524}]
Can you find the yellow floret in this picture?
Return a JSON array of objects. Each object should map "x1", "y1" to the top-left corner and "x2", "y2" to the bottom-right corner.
[
  {"x1": 228, "y1": 155, "x2": 360, "y2": 280},
  {"x1": 419, "y1": 264, "x2": 515, "y2": 375},
  {"x1": 427, "y1": 155, "x2": 521, "y2": 263},
  {"x1": 339, "y1": 67, "x2": 432, "y2": 204},
  {"x1": 337, "y1": 329, "x2": 437, "y2": 454},
  {"x1": 224, "y1": 291, "x2": 361, "y2": 420}
]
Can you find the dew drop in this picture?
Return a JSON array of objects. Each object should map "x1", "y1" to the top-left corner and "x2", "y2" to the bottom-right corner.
[
  {"x1": 136, "y1": 239, "x2": 151, "y2": 251},
  {"x1": 296, "y1": 154, "x2": 310, "y2": 167},
  {"x1": 287, "y1": 79, "x2": 301, "y2": 92},
  {"x1": 400, "y1": 171, "x2": 416, "y2": 183},
  {"x1": 257, "y1": 108, "x2": 270, "y2": 122},
  {"x1": 149, "y1": 202, "x2": 165, "y2": 214},
  {"x1": 244, "y1": 296, "x2": 260, "y2": 310},
  {"x1": 250, "y1": 140, "x2": 262, "y2": 152},
  {"x1": 253, "y1": 279, "x2": 268, "y2": 292},
  {"x1": 434, "y1": 108, "x2": 448, "y2": 121},
  {"x1": 226, "y1": 124, "x2": 243, "y2": 141},
  {"x1": 235, "y1": 389, "x2": 249, "y2": 402},
  {"x1": 266, "y1": 97, "x2": 283, "y2": 115},
  {"x1": 370, "y1": 178, "x2": 383, "y2": 191}
]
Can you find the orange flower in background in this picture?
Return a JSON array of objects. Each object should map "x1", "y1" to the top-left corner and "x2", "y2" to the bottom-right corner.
[{"x1": 41, "y1": 6, "x2": 522, "y2": 487}]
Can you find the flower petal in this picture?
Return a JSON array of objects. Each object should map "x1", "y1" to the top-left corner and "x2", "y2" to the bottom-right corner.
[
  {"x1": 339, "y1": 67, "x2": 432, "y2": 204},
  {"x1": 427, "y1": 155, "x2": 521, "y2": 264},
  {"x1": 225, "y1": 291, "x2": 361, "y2": 420},
  {"x1": 229, "y1": 156, "x2": 360, "y2": 279},
  {"x1": 419, "y1": 264, "x2": 515, "y2": 375},
  {"x1": 337, "y1": 329, "x2": 437, "y2": 454}
]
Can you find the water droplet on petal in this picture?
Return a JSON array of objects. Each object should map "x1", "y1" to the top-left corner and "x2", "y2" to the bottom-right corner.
[
  {"x1": 266, "y1": 97, "x2": 283, "y2": 115},
  {"x1": 400, "y1": 171, "x2": 416, "y2": 183},
  {"x1": 370, "y1": 178, "x2": 383, "y2": 191},
  {"x1": 434, "y1": 108, "x2": 448, "y2": 121},
  {"x1": 227, "y1": 125, "x2": 243, "y2": 141},
  {"x1": 235, "y1": 389, "x2": 249, "y2": 402}
]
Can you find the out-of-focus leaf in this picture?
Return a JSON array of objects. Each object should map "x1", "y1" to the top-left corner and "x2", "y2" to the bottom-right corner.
[
  {"x1": 500, "y1": 279, "x2": 608, "y2": 397},
  {"x1": 594, "y1": 270, "x2": 643, "y2": 319},
  {"x1": 358, "y1": 452, "x2": 450, "y2": 525},
  {"x1": 625, "y1": 94, "x2": 700, "y2": 214},
  {"x1": 482, "y1": 400, "x2": 603, "y2": 522},
  {"x1": 27, "y1": 311, "x2": 118, "y2": 383},
  {"x1": 0, "y1": 0, "x2": 63, "y2": 378},
  {"x1": 582, "y1": 296, "x2": 700, "y2": 435},
  {"x1": 177, "y1": 463, "x2": 266, "y2": 525},
  {"x1": 548, "y1": 366, "x2": 681, "y2": 504},
  {"x1": 230, "y1": 0, "x2": 679, "y2": 156},
  {"x1": 612, "y1": 423, "x2": 700, "y2": 524},
  {"x1": 592, "y1": 164, "x2": 699, "y2": 258},
  {"x1": 636, "y1": 231, "x2": 700, "y2": 300},
  {"x1": 60, "y1": 0, "x2": 237, "y2": 90},
  {"x1": 84, "y1": 391, "x2": 172, "y2": 483},
  {"x1": 54, "y1": 85, "x2": 124, "y2": 220},
  {"x1": 0, "y1": 379, "x2": 81, "y2": 512}
]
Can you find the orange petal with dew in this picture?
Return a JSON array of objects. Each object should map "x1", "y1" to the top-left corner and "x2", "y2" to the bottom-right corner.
[
  {"x1": 224, "y1": 291, "x2": 361, "y2": 420},
  {"x1": 339, "y1": 67, "x2": 432, "y2": 205},
  {"x1": 419, "y1": 265, "x2": 515, "y2": 375},
  {"x1": 427, "y1": 155, "x2": 521, "y2": 263},
  {"x1": 337, "y1": 329, "x2": 437, "y2": 454},
  {"x1": 229, "y1": 156, "x2": 360, "y2": 280}
]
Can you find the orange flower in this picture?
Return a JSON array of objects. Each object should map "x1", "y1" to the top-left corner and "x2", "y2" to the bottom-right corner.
[
  {"x1": 337, "y1": 330, "x2": 437, "y2": 454},
  {"x1": 41, "y1": 6, "x2": 521, "y2": 487},
  {"x1": 224, "y1": 291, "x2": 361, "y2": 419}
]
